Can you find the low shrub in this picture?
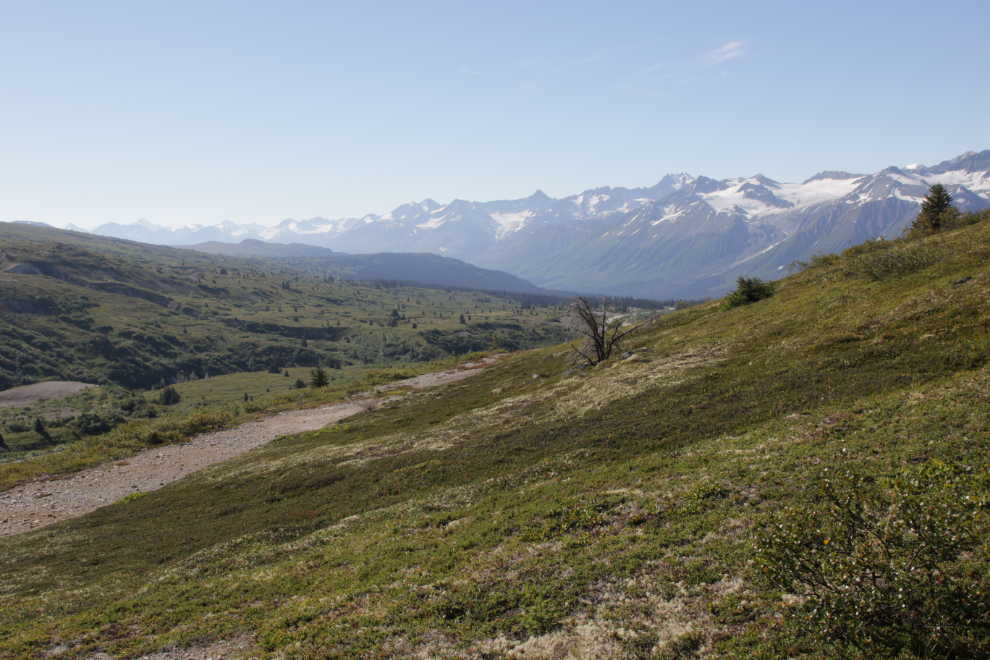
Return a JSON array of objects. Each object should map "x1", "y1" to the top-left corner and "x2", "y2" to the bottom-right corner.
[
  {"x1": 947, "y1": 208, "x2": 990, "y2": 230},
  {"x1": 757, "y1": 461, "x2": 990, "y2": 658},
  {"x1": 101, "y1": 406, "x2": 239, "y2": 450},
  {"x1": 724, "y1": 276, "x2": 776, "y2": 309},
  {"x1": 847, "y1": 239, "x2": 947, "y2": 280},
  {"x1": 789, "y1": 251, "x2": 842, "y2": 273}
]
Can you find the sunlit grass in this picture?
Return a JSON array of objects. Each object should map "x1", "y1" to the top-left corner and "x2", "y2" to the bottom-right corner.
[{"x1": 2, "y1": 219, "x2": 990, "y2": 658}]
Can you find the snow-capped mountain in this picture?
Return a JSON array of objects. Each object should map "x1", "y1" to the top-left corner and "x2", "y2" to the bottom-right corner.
[
  {"x1": 87, "y1": 150, "x2": 990, "y2": 299},
  {"x1": 92, "y1": 219, "x2": 268, "y2": 246},
  {"x1": 481, "y1": 152, "x2": 990, "y2": 297}
]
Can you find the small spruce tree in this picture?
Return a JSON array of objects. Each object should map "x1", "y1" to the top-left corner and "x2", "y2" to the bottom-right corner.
[
  {"x1": 158, "y1": 386, "x2": 181, "y2": 406},
  {"x1": 913, "y1": 183, "x2": 955, "y2": 232},
  {"x1": 34, "y1": 417, "x2": 51, "y2": 442},
  {"x1": 310, "y1": 367, "x2": 329, "y2": 388}
]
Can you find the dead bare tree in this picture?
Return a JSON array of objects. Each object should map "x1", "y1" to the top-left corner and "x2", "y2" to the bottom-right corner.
[{"x1": 563, "y1": 295, "x2": 637, "y2": 366}]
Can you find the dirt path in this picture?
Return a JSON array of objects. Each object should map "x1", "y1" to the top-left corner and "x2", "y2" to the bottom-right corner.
[
  {"x1": 0, "y1": 357, "x2": 500, "y2": 538},
  {"x1": 0, "y1": 381, "x2": 96, "y2": 407}
]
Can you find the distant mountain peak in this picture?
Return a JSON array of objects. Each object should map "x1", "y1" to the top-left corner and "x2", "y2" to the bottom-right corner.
[
  {"x1": 802, "y1": 171, "x2": 863, "y2": 184},
  {"x1": 750, "y1": 174, "x2": 781, "y2": 188},
  {"x1": 689, "y1": 176, "x2": 730, "y2": 194},
  {"x1": 930, "y1": 149, "x2": 990, "y2": 174},
  {"x1": 77, "y1": 148, "x2": 989, "y2": 301}
]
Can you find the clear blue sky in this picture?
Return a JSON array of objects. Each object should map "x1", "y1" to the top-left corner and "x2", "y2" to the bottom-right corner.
[{"x1": 2, "y1": 1, "x2": 988, "y2": 229}]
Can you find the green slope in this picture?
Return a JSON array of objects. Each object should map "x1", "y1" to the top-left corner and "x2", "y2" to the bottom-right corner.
[
  {"x1": 0, "y1": 223, "x2": 572, "y2": 392},
  {"x1": 2, "y1": 220, "x2": 990, "y2": 658}
]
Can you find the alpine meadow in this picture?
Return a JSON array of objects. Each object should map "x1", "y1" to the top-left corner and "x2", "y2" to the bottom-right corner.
[
  {"x1": 2, "y1": 203, "x2": 990, "y2": 658},
  {"x1": 5, "y1": 3, "x2": 990, "y2": 658}
]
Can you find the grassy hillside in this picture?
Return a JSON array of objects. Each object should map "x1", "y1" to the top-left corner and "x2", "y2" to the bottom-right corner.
[
  {"x1": 2, "y1": 219, "x2": 990, "y2": 658},
  {"x1": 0, "y1": 223, "x2": 575, "y2": 394}
]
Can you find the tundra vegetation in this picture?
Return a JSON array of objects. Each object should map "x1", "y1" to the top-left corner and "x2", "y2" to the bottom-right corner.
[
  {"x1": 2, "y1": 210, "x2": 990, "y2": 658},
  {"x1": 0, "y1": 222, "x2": 670, "y2": 459},
  {"x1": 0, "y1": 223, "x2": 661, "y2": 395}
]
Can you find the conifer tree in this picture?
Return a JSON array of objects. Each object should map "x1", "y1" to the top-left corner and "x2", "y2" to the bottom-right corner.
[
  {"x1": 158, "y1": 386, "x2": 181, "y2": 406},
  {"x1": 34, "y1": 417, "x2": 51, "y2": 442},
  {"x1": 913, "y1": 183, "x2": 955, "y2": 232},
  {"x1": 310, "y1": 367, "x2": 329, "y2": 388}
]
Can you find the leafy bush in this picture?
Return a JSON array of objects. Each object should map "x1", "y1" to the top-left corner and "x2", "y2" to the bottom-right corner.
[
  {"x1": 848, "y1": 239, "x2": 947, "y2": 280},
  {"x1": 107, "y1": 406, "x2": 238, "y2": 449},
  {"x1": 940, "y1": 208, "x2": 990, "y2": 233},
  {"x1": 789, "y1": 251, "x2": 842, "y2": 273},
  {"x1": 724, "y1": 276, "x2": 776, "y2": 309},
  {"x1": 523, "y1": 499, "x2": 612, "y2": 542},
  {"x1": 71, "y1": 411, "x2": 124, "y2": 436},
  {"x1": 757, "y1": 461, "x2": 990, "y2": 658}
]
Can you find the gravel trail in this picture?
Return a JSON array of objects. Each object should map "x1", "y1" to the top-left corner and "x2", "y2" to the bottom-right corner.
[{"x1": 0, "y1": 357, "x2": 499, "y2": 538}]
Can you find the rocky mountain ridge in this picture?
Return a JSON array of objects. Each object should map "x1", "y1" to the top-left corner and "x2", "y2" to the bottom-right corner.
[{"x1": 86, "y1": 151, "x2": 990, "y2": 298}]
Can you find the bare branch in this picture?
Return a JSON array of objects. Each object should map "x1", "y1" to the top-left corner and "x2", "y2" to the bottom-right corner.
[{"x1": 563, "y1": 295, "x2": 641, "y2": 365}]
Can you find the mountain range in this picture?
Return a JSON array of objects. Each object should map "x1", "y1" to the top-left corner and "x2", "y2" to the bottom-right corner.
[{"x1": 82, "y1": 150, "x2": 990, "y2": 299}]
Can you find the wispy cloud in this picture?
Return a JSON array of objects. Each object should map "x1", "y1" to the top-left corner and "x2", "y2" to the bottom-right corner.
[
  {"x1": 701, "y1": 41, "x2": 746, "y2": 67},
  {"x1": 460, "y1": 66, "x2": 486, "y2": 76},
  {"x1": 638, "y1": 61, "x2": 668, "y2": 74},
  {"x1": 569, "y1": 40, "x2": 660, "y2": 67}
]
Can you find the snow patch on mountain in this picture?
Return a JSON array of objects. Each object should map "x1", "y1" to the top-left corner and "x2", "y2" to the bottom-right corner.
[
  {"x1": 490, "y1": 210, "x2": 534, "y2": 238},
  {"x1": 772, "y1": 177, "x2": 865, "y2": 208},
  {"x1": 695, "y1": 174, "x2": 863, "y2": 219},
  {"x1": 928, "y1": 170, "x2": 990, "y2": 194}
]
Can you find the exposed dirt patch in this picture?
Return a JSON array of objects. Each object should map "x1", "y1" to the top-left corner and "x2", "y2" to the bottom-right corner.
[
  {"x1": 0, "y1": 356, "x2": 503, "y2": 539},
  {"x1": 74, "y1": 635, "x2": 254, "y2": 660},
  {"x1": 0, "y1": 381, "x2": 95, "y2": 407}
]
